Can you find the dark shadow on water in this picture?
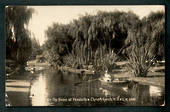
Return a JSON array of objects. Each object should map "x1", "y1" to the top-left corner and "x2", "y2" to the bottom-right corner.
[
  {"x1": 6, "y1": 91, "x2": 31, "y2": 106},
  {"x1": 6, "y1": 73, "x2": 30, "y2": 80},
  {"x1": 154, "y1": 69, "x2": 165, "y2": 73},
  {"x1": 6, "y1": 80, "x2": 17, "y2": 83},
  {"x1": 146, "y1": 75, "x2": 164, "y2": 77},
  {"x1": 6, "y1": 85, "x2": 30, "y2": 88}
]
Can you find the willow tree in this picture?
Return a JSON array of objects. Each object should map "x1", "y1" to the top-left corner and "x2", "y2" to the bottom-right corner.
[
  {"x1": 142, "y1": 11, "x2": 165, "y2": 60},
  {"x1": 68, "y1": 11, "x2": 140, "y2": 67},
  {"x1": 127, "y1": 11, "x2": 165, "y2": 77},
  {"x1": 44, "y1": 10, "x2": 141, "y2": 68},
  {"x1": 68, "y1": 15, "x2": 94, "y2": 65},
  {"x1": 6, "y1": 6, "x2": 34, "y2": 65},
  {"x1": 88, "y1": 11, "x2": 140, "y2": 65},
  {"x1": 127, "y1": 25, "x2": 155, "y2": 77}
]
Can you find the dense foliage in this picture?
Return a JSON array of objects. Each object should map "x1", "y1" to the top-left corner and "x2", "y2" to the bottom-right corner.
[
  {"x1": 44, "y1": 11, "x2": 140, "y2": 64},
  {"x1": 44, "y1": 10, "x2": 165, "y2": 77},
  {"x1": 30, "y1": 35, "x2": 42, "y2": 60},
  {"x1": 6, "y1": 6, "x2": 34, "y2": 65}
]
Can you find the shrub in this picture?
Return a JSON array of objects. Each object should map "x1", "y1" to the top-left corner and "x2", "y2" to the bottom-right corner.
[{"x1": 127, "y1": 27, "x2": 155, "y2": 77}]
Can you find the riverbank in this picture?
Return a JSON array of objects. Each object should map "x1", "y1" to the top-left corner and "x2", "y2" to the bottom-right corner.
[
  {"x1": 6, "y1": 59, "x2": 165, "y2": 88},
  {"x1": 57, "y1": 61, "x2": 165, "y2": 88},
  {"x1": 113, "y1": 70, "x2": 164, "y2": 87}
]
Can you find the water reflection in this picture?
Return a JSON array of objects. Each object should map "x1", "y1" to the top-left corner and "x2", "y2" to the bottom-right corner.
[
  {"x1": 30, "y1": 74, "x2": 49, "y2": 106},
  {"x1": 149, "y1": 85, "x2": 162, "y2": 97},
  {"x1": 99, "y1": 87, "x2": 111, "y2": 97},
  {"x1": 27, "y1": 69, "x2": 164, "y2": 106},
  {"x1": 127, "y1": 82, "x2": 164, "y2": 106}
]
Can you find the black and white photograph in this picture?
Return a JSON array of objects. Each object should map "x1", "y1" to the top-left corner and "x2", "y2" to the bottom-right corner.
[{"x1": 5, "y1": 5, "x2": 165, "y2": 106}]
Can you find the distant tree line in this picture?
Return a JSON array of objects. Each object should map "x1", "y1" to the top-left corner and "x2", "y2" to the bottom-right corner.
[{"x1": 44, "y1": 10, "x2": 165, "y2": 70}]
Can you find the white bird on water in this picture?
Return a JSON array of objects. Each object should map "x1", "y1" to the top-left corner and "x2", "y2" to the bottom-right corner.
[
  {"x1": 100, "y1": 70, "x2": 112, "y2": 82},
  {"x1": 30, "y1": 67, "x2": 35, "y2": 74},
  {"x1": 104, "y1": 70, "x2": 111, "y2": 78}
]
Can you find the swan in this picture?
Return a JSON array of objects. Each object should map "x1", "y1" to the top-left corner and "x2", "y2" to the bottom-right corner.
[
  {"x1": 100, "y1": 70, "x2": 112, "y2": 82},
  {"x1": 104, "y1": 70, "x2": 111, "y2": 78},
  {"x1": 30, "y1": 67, "x2": 35, "y2": 74}
]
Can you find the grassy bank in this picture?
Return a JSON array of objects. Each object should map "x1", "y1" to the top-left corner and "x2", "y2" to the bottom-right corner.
[{"x1": 112, "y1": 65, "x2": 165, "y2": 87}]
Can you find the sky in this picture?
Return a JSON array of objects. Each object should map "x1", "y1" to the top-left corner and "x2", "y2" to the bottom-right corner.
[{"x1": 27, "y1": 5, "x2": 165, "y2": 45}]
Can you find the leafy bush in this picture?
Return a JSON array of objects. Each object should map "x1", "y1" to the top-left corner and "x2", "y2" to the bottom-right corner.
[{"x1": 127, "y1": 27, "x2": 155, "y2": 77}]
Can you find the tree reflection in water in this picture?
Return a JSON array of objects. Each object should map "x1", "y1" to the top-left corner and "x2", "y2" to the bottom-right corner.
[{"x1": 127, "y1": 81, "x2": 164, "y2": 106}]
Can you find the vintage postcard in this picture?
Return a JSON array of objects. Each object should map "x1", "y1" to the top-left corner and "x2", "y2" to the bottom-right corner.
[{"x1": 5, "y1": 5, "x2": 165, "y2": 106}]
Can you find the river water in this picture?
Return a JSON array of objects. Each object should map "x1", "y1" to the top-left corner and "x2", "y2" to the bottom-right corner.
[{"x1": 6, "y1": 67, "x2": 165, "y2": 106}]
